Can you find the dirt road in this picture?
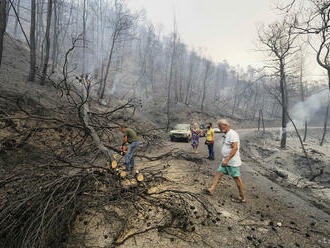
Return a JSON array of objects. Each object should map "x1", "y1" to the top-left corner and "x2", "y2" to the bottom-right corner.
[
  {"x1": 68, "y1": 128, "x2": 330, "y2": 248},
  {"x1": 168, "y1": 128, "x2": 330, "y2": 247}
]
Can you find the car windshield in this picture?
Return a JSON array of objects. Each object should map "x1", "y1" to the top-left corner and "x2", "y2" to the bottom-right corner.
[{"x1": 174, "y1": 124, "x2": 190, "y2": 130}]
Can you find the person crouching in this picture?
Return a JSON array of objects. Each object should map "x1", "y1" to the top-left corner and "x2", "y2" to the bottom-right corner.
[{"x1": 120, "y1": 125, "x2": 140, "y2": 174}]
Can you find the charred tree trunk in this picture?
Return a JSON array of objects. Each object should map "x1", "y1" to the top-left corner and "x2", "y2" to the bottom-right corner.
[
  {"x1": 201, "y1": 59, "x2": 211, "y2": 113},
  {"x1": 174, "y1": 69, "x2": 179, "y2": 103},
  {"x1": 149, "y1": 59, "x2": 155, "y2": 92},
  {"x1": 82, "y1": 0, "x2": 86, "y2": 73},
  {"x1": 99, "y1": 2, "x2": 136, "y2": 100},
  {"x1": 320, "y1": 72, "x2": 330, "y2": 146},
  {"x1": 179, "y1": 67, "x2": 184, "y2": 102},
  {"x1": 258, "y1": 20, "x2": 296, "y2": 147},
  {"x1": 8, "y1": 0, "x2": 30, "y2": 47},
  {"x1": 184, "y1": 56, "x2": 194, "y2": 105},
  {"x1": 36, "y1": 0, "x2": 44, "y2": 67},
  {"x1": 258, "y1": 109, "x2": 265, "y2": 133},
  {"x1": 100, "y1": 31, "x2": 117, "y2": 100},
  {"x1": 299, "y1": 60, "x2": 308, "y2": 142},
  {"x1": 0, "y1": 0, "x2": 7, "y2": 69},
  {"x1": 320, "y1": 97, "x2": 330, "y2": 146},
  {"x1": 252, "y1": 83, "x2": 258, "y2": 120},
  {"x1": 280, "y1": 60, "x2": 288, "y2": 148},
  {"x1": 231, "y1": 72, "x2": 239, "y2": 116},
  {"x1": 51, "y1": 0, "x2": 58, "y2": 72},
  {"x1": 40, "y1": 0, "x2": 52, "y2": 84},
  {"x1": 166, "y1": 31, "x2": 177, "y2": 130},
  {"x1": 28, "y1": 0, "x2": 36, "y2": 81},
  {"x1": 57, "y1": 0, "x2": 73, "y2": 66},
  {"x1": 13, "y1": 0, "x2": 20, "y2": 36}
]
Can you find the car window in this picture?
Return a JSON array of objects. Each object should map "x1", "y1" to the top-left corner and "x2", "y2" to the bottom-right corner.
[{"x1": 174, "y1": 124, "x2": 190, "y2": 130}]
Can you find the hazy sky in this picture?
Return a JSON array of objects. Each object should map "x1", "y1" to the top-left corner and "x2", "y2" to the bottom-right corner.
[{"x1": 126, "y1": 0, "x2": 281, "y2": 69}]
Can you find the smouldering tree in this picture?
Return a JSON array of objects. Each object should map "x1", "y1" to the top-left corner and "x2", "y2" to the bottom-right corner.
[
  {"x1": 278, "y1": 0, "x2": 330, "y2": 145},
  {"x1": 258, "y1": 19, "x2": 298, "y2": 148},
  {"x1": 99, "y1": 0, "x2": 138, "y2": 101},
  {"x1": 184, "y1": 50, "x2": 199, "y2": 105},
  {"x1": 300, "y1": 1, "x2": 330, "y2": 145},
  {"x1": 200, "y1": 58, "x2": 213, "y2": 113}
]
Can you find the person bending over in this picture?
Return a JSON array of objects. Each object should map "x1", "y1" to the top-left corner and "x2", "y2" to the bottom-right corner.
[{"x1": 120, "y1": 125, "x2": 140, "y2": 174}]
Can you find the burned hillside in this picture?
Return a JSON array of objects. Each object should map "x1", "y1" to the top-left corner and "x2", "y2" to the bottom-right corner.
[{"x1": 1, "y1": 0, "x2": 330, "y2": 248}]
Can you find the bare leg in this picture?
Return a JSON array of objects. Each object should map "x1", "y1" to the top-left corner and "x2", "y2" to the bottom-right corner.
[
  {"x1": 208, "y1": 172, "x2": 224, "y2": 194},
  {"x1": 233, "y1": 176, "x2": 246, "y2": 202}
]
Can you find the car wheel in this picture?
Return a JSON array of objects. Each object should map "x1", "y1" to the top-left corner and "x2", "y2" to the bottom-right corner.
[{"x1": 170, "y1": 137, "x2": 175, "y2": 142}]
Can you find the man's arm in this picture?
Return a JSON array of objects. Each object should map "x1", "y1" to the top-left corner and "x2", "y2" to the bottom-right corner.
[
  {"x1": 122, "y1": 136, "x2": 128, "y2": 147},
  {"x1": 222, "y1": 142, "x2": 238, "y2": 166}
]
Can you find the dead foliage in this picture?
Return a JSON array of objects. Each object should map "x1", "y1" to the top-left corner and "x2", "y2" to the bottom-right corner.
[{"x1": 0, "y1": 38, "x2": 217, "y2": 248}]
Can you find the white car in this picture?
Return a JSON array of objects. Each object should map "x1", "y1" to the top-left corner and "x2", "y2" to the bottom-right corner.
[
  {"x1": 170, "y1": 124, "x2": 192, "y2": 142},
  {"x1": 213, "y1": 127, "x2": 221, "y2": 133}
]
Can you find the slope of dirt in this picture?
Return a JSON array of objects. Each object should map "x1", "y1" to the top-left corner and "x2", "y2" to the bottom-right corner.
[
  {"x1": 140, "y1": 97, "x2": 280, "y2": 129},
  {"x1": 66, "y1": 130, "x2": 330, "y2": 247},
  {"x1": 241, "y1": 129, "x2": 330, "y2": 213},
  {"x1": 1, "y1": 34, "x2": 330, "y2": 248}
]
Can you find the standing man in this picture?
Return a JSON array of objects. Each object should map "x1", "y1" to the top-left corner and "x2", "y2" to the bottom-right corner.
[
  {"x1": 120, "y1": 125, "x2": 140, "y2": 174},
  {"x1": 204, "y1": 119, "x2": 246, "y2": 203},
  {"x1": 205, "y1": 122, "x2": 215, "y2": 160}
]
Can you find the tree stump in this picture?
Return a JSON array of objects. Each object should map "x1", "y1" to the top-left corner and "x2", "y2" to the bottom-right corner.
[
  {"x1": 135, "y1": 170, "x2": 144, "y2": 182},
  {"x1": 111, "y1": 160, "x2": 118, "y2": 169},
  {"x1": 120, "y1": 171, "x2": 127, "y2": 179}
]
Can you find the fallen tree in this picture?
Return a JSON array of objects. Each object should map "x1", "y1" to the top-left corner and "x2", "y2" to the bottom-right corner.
[{"x1": 0, "y1": 37, "x2": 218, "y2": 248}]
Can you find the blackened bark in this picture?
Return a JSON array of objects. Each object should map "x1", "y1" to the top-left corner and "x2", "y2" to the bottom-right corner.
[
  {"x1": 28, "y1": 0, "x2": 36, "y2": 81},
  {"x1": 0, "y1": 0, "x2": 7, "y2": 68},
  {"x1": 40, "y1": 0, "x2": 53, "y2": 84},
  {"x1": 280, "y1": 60, "x2": 288, "y2": 148},
  {"x1": 320, "y1": 72, "x2": 330, "y2": 146}
]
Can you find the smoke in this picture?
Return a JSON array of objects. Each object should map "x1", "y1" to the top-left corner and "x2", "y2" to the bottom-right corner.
[
  {"x1": 287, "y1": 89, "x2": 330, "y2": 130},
  {"x1": 110, "y1": 74, "x2": 120, "y2": 95}
]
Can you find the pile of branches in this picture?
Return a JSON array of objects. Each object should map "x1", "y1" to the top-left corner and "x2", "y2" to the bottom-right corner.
[{"x1": 0, "y1": 38, "x2": 217, "y2": 248}]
